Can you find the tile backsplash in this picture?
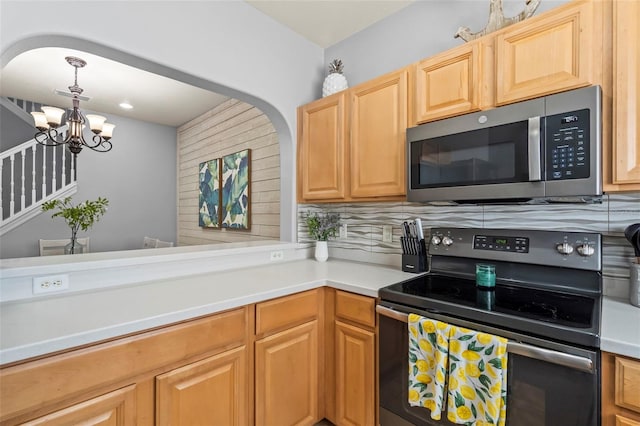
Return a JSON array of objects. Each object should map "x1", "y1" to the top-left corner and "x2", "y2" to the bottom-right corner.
[{"x1": 298, "y1": 192, "x2": 640, "y2": 298}]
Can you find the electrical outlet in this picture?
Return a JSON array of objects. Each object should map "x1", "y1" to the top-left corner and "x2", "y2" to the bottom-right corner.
[
  {"x1": 382, "y1": 225, "x2": 393, "y2": 243},
  {"x1": 270, "y1": 250, "x2": 284, "y2": 261},
  {"x1": 33, "y1": 274, "x2": 69, "y2": 294},
  {"x1": 339, "y1": 224, "x2": 348, "y2": 239}
]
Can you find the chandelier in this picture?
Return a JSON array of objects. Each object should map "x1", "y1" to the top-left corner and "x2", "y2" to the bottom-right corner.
[{"x1": 30, "y1": 56, "x2": 115, "y2": 157}]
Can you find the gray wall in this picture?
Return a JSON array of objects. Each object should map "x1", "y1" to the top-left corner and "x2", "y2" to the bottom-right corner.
[
  {"x1": 0, "y1": 104, "x2": 33, "y2": 151},
  {"x1": 0, "y1": 113, "x2": 177, "y2": 259},
  {"x1": 325, "y1": 0, "x2": 570, "y2": 88}
]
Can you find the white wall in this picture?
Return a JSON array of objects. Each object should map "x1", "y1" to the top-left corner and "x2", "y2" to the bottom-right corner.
[
  {"x1": 325, "y1": 0, "x2": 569, "y2": 87},
  {"x1": 0, "y1": 113, "x2": 177, "y2": 259},
  {"x1": 0, "y1": 0, "x2": 326, "y2": 243}
]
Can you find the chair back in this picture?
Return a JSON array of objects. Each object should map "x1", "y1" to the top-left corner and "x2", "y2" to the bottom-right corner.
[{"x1": 39, "y1": 238, "x2": 90, "y2": 256}]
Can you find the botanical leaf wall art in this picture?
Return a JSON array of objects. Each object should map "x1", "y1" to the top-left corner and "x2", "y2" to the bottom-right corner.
[
  {"x1": 198, "y1": 158, "x2": 221, "y2": 228},
  {"x1": 221, "y1": 149, "x2": 251, "y2": 230}
]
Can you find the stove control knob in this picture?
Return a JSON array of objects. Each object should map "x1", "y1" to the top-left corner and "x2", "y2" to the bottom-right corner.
[
  {"x1": 442, "y1": 236, "x2": 454, "y2": 247},
  {"x1": 556, "y1": 242, "x2": 574, "y2": 255},
  {"x1": 431, "y1": 236, "x2": 442, "y2": 246},
  {"x1": 577, "y1": 244, "x2": 595, "y2": 257}
]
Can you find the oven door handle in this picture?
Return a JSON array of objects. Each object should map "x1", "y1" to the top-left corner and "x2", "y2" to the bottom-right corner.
[{"x1": 375, "y1": 305, "x2": 594, "y2": 374}]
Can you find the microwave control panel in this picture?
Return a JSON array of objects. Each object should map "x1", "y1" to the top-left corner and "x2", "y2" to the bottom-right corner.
[{"x1": 545, "y1": 108, "x2": 590, "y2": 181}]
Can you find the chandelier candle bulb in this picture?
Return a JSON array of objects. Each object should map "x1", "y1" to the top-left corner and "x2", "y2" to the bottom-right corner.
[
  {"x1": 86, "y1": 115, "x2": 106, "y2": 133},
  {"x1": 100, "y1": 123, "x2": 115, "y2": 139},
  {"x1": 30, "y1": 112, "x2": 49, "y2": 130},
  {"x1": 41, "y1": 106, "x2": 64, "y2": 127}
]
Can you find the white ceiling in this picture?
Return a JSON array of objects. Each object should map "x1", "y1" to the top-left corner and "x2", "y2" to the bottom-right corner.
[
  {"x1": 0, "y1": 1, "x2": 414, "y2": 128},
  {"x1": 245, "y1": 0, "x2": 415, "y2": 48}
]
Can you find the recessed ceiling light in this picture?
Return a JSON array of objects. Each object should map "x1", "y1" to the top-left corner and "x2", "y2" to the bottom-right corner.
[{"x1": 119, "y1": 102, "x2": 133, "y2": 110}]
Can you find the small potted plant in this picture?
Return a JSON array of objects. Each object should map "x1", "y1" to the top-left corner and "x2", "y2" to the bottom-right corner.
[
  {"x1": 305, "y1": 211, "x2": 341, "y2": 262},
  {"x1": 42, "y1": 196, "x2": 109, "y2": 254}
]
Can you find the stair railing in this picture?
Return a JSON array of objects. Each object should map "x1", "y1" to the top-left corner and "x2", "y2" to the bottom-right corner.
[{"x1": 1, "y1": 124, "x2": 77, "y2": 236}]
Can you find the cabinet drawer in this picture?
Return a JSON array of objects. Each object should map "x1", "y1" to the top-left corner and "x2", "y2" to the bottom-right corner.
[
  {"x1": 616, "y1": 356, "x2": 640, "y2": 413},
  {"x1": 335, "y1": 290, "x2": 375, "y2": 329},
  {"x1": 256, "y1": 289, "x2": 320, "y2": 336}
]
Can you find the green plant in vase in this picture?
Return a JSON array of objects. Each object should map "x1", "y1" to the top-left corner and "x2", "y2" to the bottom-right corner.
[
  {"x1": 42, "y1": 196, "x2": 109, "y2": 254},
  {"x1": 305, "y1": 211, "x2": 340, "y2": 262}
]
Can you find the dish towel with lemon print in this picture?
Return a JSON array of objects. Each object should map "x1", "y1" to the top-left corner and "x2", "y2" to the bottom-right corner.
[
  {"x1": 407, "y1": 313, "x2": 453, "y2": 420},
  {"x1": 446, "y1": 326, "x2": 508, "y2": 426}
]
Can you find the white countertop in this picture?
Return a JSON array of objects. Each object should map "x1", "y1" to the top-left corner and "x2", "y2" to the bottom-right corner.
[
  {"x1": 0, "y1": 259, "x2": 417, "y2": 365},
  {"x1": 2, "y1": 257, "x2": 639, "y2": 365},
  {"x1": 601, "y1": 296, "x2": 640, "y2": 359}
]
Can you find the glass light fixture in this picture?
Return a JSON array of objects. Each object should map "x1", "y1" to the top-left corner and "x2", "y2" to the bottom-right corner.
[{"x1": 31, "y1": 56, "x2": 116, "y2": 158}]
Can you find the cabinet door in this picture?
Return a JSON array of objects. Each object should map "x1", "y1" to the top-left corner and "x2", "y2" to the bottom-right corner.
[
  {"x1": 298, "y1": 92, "x2": 348, "y2": 201},
  {"x1": 415, "y1": 41, "x2": 485, "y2": 123},
  {"x1": 22, "y1": 385, "x2": 136, "y2": 426},
  {"x1": 350, "y1": 68, "x2": 409, "y2": 198},
  {"x1": 617, "y1": 415, "x2": 640, "y2": 426},
  {"x1": 335, "y1": 321, "x2": 375, "y2": 426},
  {"x1": 156, "y1": 346, "x2": 248, "y2": 426},
  {"x1": 610, "y1": 0, "x2": 640, "y2": 189},
  {"x1": 495, "y1": 1, "x2": 594, "y2": 105},
  {"x1": 255, "y1": 320, "x2": 319, "y2": 426}
]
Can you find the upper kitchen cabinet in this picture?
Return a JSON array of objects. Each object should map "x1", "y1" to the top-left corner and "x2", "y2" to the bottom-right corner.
[
  {"x1": 495, "y1": 0, "x2": 607, "y2": 105},
  {"x1": 607, "y1": 0, "x2": 640, "y2": 191},
  {"x1": 415, "y1": 38, "x2": 493, "y2": 124},
  {"x1": 297, "y1": 67, "x2": 410, "y2": 203},
  {"x1": 297, "y1": 92, "x2": 348, "y2": 201},
  {"x1": 350, "y1": 67, "x2": 410, "y2": 199}
]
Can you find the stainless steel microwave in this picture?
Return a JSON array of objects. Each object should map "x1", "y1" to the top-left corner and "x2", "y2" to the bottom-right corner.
[{"x1": 407, "y1": 85, "x2": 602, "y2": 203}]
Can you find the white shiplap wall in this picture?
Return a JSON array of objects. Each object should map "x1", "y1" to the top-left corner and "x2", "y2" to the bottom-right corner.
[{"x1": 177, "y1": 99, "x2": 280, "y2": 245}]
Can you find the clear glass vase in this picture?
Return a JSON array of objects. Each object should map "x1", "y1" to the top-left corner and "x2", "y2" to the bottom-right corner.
[{"x1": 64, "y1": 239, "x2": 86, "y2": 255}]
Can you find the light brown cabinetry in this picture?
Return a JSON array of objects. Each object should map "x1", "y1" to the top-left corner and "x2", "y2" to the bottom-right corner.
[
  {"x1": 415, "y1": 39, "x2": 492, "y2": 124},
  {"x1": 331, "y1": 290, "x2": 377, "y2": 426},
  {"x1": 156, "y1": 346, "x2": 248, "y2": 426},
  {"x1": 254, "y1": 289, "x2": 322, "y2": 426},
  {"x1": 297, "y1": 92, "x2": 348, "y2": 200},
  {"x1": 415, "y1": 0, "x2": 607, "y2": 124},
  {"x1": 21, "y1": 385, "x2": 137, "y2": 426},
  {"x1": 0, "y1": 307, "x2": 249, "y2": 426},
  {"x1": 602, "y1": 352, "x2": 640, "y2": 426},
  {"x1": 495, "y1": 0, "x2": 605, "y2": 105},
  {"x1": 349, "y1": 69, "x2": 409, "y2": 199},
  {"x1": 297, "y1": 68, "x2": 410, "y2": 203},
  {"x1": 607, "y1": 0, "x2": 640, "y2": 191}
]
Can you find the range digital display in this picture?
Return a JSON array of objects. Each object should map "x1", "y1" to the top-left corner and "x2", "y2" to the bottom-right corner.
[{"x1": 474, "y1": 235, "x2": 529, "y2": 253}]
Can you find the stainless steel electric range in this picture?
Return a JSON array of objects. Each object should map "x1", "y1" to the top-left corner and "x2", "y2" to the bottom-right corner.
[{"x1": 377, "y1": 227, "x2": 603, "y2": 426}]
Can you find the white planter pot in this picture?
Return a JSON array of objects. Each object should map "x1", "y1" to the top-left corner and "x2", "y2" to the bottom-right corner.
[{"x1": 315, "y1": 241, "x2": 328, "y2": 262}]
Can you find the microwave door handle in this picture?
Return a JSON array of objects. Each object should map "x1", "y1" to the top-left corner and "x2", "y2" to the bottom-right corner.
[{"x1": 528, "y1": 116, "x2": 542, "y2": 181}]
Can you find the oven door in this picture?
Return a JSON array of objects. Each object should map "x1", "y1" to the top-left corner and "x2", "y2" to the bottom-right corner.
[{"x1": 377, "y1": 303, "x2": 600, "y2": 426}]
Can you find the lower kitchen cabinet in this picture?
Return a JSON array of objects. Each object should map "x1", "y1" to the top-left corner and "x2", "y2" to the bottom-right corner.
[
  {"x1": 156, "y1": 345, "x2": 248, "y2": 426},
  {"x1": 335, "y1": 321, "x2": 375, "y2": 426},
  {"x1": 21, "y1": 384, "x2": 137, "y2": 426},
  {"x1": 255, "y1": 320, "x2": 319, "y2": 426},
  {"x1": 0, "y1": 307, "x2": 248, "y2": 425},
  {"x1": 254, "y1": 288, "x2": 322, "y2": 426},
  {"x1": 332, "y1": 290, "x2": 377, "y2": 426},
  {"x1": 602, "y1": 352, "x2": 640, "y2": 426}
]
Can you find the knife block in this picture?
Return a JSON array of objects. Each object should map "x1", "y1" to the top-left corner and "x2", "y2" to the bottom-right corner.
[{"x1": 402, "y1": 254, "x2": 427, "y2": 273}]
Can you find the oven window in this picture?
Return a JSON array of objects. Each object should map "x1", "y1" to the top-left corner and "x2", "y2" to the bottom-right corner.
[
  {"x1": 410, "y1": 120, "x2": 530, "y2": 189},
  {"x1": 507, "y1": 353, "x2": 598, "y2": 426}
]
